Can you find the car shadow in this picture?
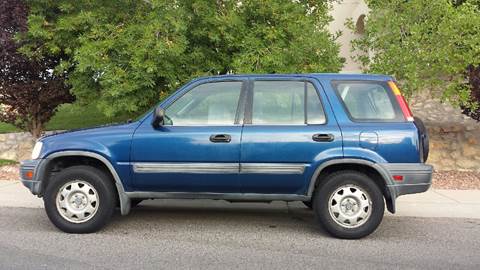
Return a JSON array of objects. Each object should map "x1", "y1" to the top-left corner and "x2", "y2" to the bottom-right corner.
[
  {"x1": 5, "y1": 201, "x2": 466, "y2": 242},
  {"x1": 107, "y1": 199, "x2": 326, "y2": 236}
]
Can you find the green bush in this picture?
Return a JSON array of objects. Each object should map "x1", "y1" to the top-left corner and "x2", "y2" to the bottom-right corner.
[{"x1": 350, "y1": 0, "x2": 480, "y2": 109}]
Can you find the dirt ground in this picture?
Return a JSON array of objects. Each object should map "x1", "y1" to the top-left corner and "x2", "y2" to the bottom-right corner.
[{"x1": 1, "y1": 165, "x2": 479, "y2": 190}]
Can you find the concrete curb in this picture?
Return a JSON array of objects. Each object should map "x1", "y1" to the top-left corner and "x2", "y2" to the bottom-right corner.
[{"x1": 1, "y1": 180, "x2": 480, "y2": 219}]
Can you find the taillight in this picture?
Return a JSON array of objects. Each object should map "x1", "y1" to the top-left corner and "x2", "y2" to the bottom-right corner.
[{"x1": 388, "y1": 81, "x2": 414, "y2": 122}]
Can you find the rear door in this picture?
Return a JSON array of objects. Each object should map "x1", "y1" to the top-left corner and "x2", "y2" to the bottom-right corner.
[{"x1": 239, "y1": 77, "x2": 343, "y2": 195}]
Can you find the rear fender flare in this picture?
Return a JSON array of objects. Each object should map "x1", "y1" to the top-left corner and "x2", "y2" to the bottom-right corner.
[{"x1": 307, "y1": 158, "x2": 396, "y2": 212}]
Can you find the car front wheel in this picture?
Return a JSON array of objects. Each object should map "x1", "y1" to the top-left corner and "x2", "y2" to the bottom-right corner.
[
  {"x1": 313, "y1": 171, "x2": 384, "y2": 239},
  {"x1": 44, "y1": 165, "x2": 116, "y2": 233}
]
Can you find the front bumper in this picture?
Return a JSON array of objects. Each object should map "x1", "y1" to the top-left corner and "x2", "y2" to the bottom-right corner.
[
  {"x1": 19, "y1": 159, "x2": 44, "y2": 196},
  {"x1": 380, "y1": 163, "x2": 433, "y2": 198}
]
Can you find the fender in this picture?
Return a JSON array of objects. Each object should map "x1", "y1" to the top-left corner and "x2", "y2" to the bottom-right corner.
[
  {"x1": 307, "y1": 158, "x2": 396, "y2": 213},
  {"x1": 40, "y1": 151, "x2": 131, "y2": 216}
]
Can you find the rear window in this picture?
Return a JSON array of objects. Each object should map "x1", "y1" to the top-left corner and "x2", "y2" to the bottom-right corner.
[{"x1": 332, "y1": 81, "x2": 403, "y2": 121}]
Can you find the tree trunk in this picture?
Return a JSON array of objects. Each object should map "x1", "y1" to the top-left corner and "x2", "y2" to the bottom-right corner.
[{"x1": 30, "y1": 118, "x2": 43, "y2": 139}]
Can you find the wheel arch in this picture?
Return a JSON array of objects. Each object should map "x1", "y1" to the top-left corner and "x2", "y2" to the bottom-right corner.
[
  {"x1": 308, "y1": 159, "x2": 396, "y2": 213},
  {"x1": 39, "y1": 151, "x2": 131, "y2": 215}
]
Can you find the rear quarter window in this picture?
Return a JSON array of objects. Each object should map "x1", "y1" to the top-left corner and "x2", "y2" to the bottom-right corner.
[{"x1": 332, "y1": 81, "x2": 404, "y2": 122}]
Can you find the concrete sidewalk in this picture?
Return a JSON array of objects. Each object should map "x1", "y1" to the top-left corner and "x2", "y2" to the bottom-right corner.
[
  {"x1": 0, "y1": 180, "x2": 43, "y2": 208},
  {"x1": 1, "y1": 180, "x2": 479, "y2": 219}
]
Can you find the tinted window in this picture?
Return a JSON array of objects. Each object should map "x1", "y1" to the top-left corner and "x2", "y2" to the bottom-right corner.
[
  {"x1": 251, "y1": 81, "x2": 326, "y2": 125},
  {"x1": 333, "y1": 82, "x2": 398, "y2": 121},
  {"x1": 165, "y1": 81, "x2": 242, "y2": 125}
]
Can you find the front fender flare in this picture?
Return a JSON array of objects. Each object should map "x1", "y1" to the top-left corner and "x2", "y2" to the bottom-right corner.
[{"x1": 39, "y1": 151, "x2": 131, "y2": 215}]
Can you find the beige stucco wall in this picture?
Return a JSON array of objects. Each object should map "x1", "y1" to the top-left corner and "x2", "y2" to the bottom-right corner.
[{"x1": 329, "y1": 0, "x2": 369, "y2": 73}]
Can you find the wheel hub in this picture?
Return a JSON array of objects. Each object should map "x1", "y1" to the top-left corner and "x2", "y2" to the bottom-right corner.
[
  {"x1": 340, "y1": 198, "x2": 359, "y2": 215},
  {"x1": 328, "y1": 185, "x2": 372, "y2": 228},
  {"x1": 71, "y1": 193, "x2": 87, "y2": 209},
  {"x1": 56, "y1": 180, "x2": 99, "y2": 223}
]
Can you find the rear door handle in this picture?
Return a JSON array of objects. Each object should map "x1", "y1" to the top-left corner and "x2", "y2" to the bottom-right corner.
[
  {"x1": 312, "y1": 133, "x2": 334, "y2": 142},
  {"x1": 210, "y1": 134, "x2": 231, "y2": 143}
]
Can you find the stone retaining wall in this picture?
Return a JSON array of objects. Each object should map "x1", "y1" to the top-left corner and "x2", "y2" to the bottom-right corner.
[
  {"x1": 0, "y1": 132, "x2": 35, "y2": 161},
  {"x1": 0, "y1": 131, "x2": 58, "y2": 161},
  {"x1": 410, "y1": 93, "x2": 480, "y2": 172},
  {"x1": 427, "y1": 124, "x2": 480, "y2": 171}
]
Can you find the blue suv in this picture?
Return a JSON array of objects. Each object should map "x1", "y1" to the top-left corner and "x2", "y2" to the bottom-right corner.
[{"x1": 20, "y1": 74, "x2": 432, "y2": 238}]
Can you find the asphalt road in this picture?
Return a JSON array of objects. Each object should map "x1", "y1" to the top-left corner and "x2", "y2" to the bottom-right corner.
[{"x1": 1, "y1": 200, "x2": 479, "y2": 270}]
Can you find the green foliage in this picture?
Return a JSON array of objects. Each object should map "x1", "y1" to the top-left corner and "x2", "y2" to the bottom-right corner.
[
  {"x1": 0, "y1": 122, "x2": 19, "y2": 133},
  {"x1": 22, "y1": 0, "x2": 342, "y2": 117},
  {"x1": 23, "y1": 0, "x2": 188, "y2": 116},
  {"x1": 350, "y1": 0, "x2": 480, "y2": 108},
  {"x1": 0, "y1": 159, "x2": 18, "y2": 166}
]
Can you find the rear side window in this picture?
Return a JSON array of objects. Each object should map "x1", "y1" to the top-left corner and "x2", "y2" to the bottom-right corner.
[
  {"x1": 251, "y1": 81, "x2": 326, "y2": 125},
  {"x1": 332, "y1": 81, "x2": 402, "y2": 121}
]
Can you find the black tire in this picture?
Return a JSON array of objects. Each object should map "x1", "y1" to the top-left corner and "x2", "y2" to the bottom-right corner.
[
  {"x1": 303, "y1": 201, "x2": 313, "y2": 209},
  {"x1": 131, "y1": 199, "x2": 143, "y2": 207},
  {"x1": 44, "y1": 165, "x2": 116, "y2": 233},
  {"x1": 313, "y1": 171, "x2": 384, "y2": 239}
]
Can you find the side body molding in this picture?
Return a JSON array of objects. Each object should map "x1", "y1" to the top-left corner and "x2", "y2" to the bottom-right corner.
[
  {"x1": 307, "y1": 158, "x2": 396, "y2": 212},
  {"x1": 41, "y1": 151, "x2": 131, "y2": 216},
  {"x1": 38, "y1": 154, "x2": 396, "y2": 215}
]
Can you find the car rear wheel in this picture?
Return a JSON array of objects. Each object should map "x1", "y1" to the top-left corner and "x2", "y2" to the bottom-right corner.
[
  {"x1": 313, "y1": 171, "x2": 384, "y2": 239},
  {"x1": 44, "y1": 165, "x2": 116, "y2": 233}
]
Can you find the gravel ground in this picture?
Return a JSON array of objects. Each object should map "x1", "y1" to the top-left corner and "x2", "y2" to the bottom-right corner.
[
  {"x1": 2, "y1": 165, "x2": 479, "y2": 189},
  {"x1": 0, "y1": 165, "x2": 18, "y2": 181},
  {"x1": 432, "y1": 170, "x2": 480, "y2": 190}
]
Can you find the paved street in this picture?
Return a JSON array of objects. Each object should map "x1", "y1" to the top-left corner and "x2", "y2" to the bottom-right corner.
[
  {"x1": 1, "y1": 181, "x2": 480, "y2": 269},
  {"x1": 1, "y1": 200, "x2": 480, "y2": 270}
]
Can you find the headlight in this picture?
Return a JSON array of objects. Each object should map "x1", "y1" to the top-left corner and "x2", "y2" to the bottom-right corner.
[{"x1": 31, "y1": 141, "x2": 43, "y2": 159}]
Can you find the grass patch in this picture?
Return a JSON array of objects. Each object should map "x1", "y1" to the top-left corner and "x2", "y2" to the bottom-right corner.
[
  {"x1": 0, "y1": 103, "x2": 134, "y2": 134},
  {"x1": 0, "y1": 122, "x2": 19, "y2": 133},
  {"x1": 0, "y1": 159, "x2": 17, "y2": 166},
  {"x1": 44, "y1": 102, "x2": 132, "y2": 131}
]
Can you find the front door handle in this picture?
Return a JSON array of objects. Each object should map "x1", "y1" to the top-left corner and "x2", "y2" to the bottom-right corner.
[
  {"x1": 210, "y1": 134, "x2": 231, "y2": 143},
  {"x1": 312, "y1": 133, "x2": 334, "y2": 142}
]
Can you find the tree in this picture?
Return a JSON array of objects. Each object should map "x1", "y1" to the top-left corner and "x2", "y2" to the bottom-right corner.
[
  {"x1": 0, "y1": 0, "x2": 74, "y2": 138},
  {"x1": 464, "y1": 65, "x2": 480, "y2": 120},
  {"x1": 22, "y1": 0, "x2": 342, "y2": 117},
  {"x1": 350, "y1": 0, "x2": 480, "y2": 112}
]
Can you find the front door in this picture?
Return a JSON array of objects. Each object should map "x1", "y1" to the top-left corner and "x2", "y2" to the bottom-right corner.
[
  {"x1": 239, "y1": 78, "x2": 342, "y2": 195},
  {"x1": 131, "y1": 80, "x2": 246, "y2": 193}
]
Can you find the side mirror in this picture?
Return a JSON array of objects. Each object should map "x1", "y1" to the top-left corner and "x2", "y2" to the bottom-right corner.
[{"x1": 151, "y1": 106, "x2": 165, "y2": 128}]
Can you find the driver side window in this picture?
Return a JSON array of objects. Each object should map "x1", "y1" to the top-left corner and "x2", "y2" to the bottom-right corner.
[{"x1": 164, "y1": 81, "x2": 242, "y2": 125}]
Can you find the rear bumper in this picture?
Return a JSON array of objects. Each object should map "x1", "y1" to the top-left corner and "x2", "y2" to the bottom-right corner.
[
  {"x1": 19, "y1": 159, "x2": 44, "y2": 196},
  {"x1": 380, "y1": 163, "x2": 433, "y2": 198}
]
